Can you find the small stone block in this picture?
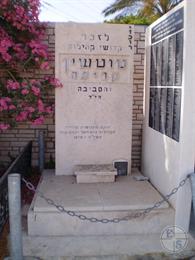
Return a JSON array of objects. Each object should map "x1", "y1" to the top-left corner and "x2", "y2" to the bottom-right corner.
[{"x1": 74, "y1": 164, "x2": 117, "y2": 183}]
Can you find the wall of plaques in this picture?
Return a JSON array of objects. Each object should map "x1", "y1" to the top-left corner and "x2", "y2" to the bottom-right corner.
[{"x1": 149, "y1": 7, "x2": 184, "y2": 142}]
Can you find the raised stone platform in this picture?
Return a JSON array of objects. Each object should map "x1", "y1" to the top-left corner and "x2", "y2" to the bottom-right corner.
[
  {"x1": 27, "y1": 170, "x2": 174, "y2": 236},
  {"x1": 23, "y1": 233, "x2": 195, "y2": 259},
  {"x1": 74, "y1": 164, "x2": 117, "y2": 183}
]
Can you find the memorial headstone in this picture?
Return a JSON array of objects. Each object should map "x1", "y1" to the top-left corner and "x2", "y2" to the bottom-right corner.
[
  {"x1": 55, "y1": 23, "x2": 134, "y2": 175},
  {"x1": 142, "y1": 1, "x2": 195, "y2": 230}
]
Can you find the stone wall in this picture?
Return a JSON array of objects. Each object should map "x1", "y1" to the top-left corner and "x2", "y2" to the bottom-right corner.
[
  {"x1": 132, "y1": 25, "x2": 146, "y2": 169},
  {"x1": 0, "y1": 24, "x2": 146, "y2": 170}
]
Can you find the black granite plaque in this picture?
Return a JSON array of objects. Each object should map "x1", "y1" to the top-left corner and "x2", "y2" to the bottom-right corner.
[
  {"x1": 167, "y1": 35, "x2": 176, "y2": 86},
  {"x1": 154, "y1": 88, "x2": 161, "y2": 131},
  {"x1": 150, "y1": 45, "x2": 157, "y2": 86},
  {"x1": 151, "y1": 7, "x2": 184, "y2": 43},
  {"x1": 156, "y1": 42, "x2": 162, "y2": 86},
  {"x1": 161, "y1": 39, "x2": 168, "y2": 86},
  {"x1": 149, "y1": 88, "x2": 156, "y2": 128},
  {"x1": 165, "y1": 88, "x2": 174, "y2": 138},
  {"x1": 172, "y1": 88, "x2": 182, "y2": 141},
  {"x1": 175, "y1": 31, "x2": 184, "y2": 86},
  {"x1": 159, "y1": 88, "x2": 167, "y2": 134}
]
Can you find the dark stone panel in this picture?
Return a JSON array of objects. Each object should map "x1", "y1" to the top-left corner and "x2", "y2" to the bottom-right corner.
[
  {"x1": 159, "y1": 88, "x2": 167, "y2": 134},
  {"x1": 161, "y1": 39, "x2": 168, "y2": 86},
  {"x1": 150, "y1": 45, "x2": 157, "y2": 86},
  {"x1": 156, "y1": 42, "x2": 162, "y2": 86},
  {"x1": 172, "y1": 88, "x2": 182, "y2": 142},
  {"x1": 154, "y1": 88, "x2": 161, "y2": 131},
  {"x1": 165, "y1": 88, "x2": 174, "y2": 138},
  {"x1": 175, "y1": 31, "x2": 184, "y2": 86},
  {"x1": 167, "y1": 35, "x2": 176, "y2": 86},
  {"x1": 149, "y1": 88, "x2": 156, "y2": 128}
]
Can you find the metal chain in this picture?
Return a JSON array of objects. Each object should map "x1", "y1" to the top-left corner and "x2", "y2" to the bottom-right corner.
[{"x1": 22, "y1": 174, "x2": 191, "y2": 224}]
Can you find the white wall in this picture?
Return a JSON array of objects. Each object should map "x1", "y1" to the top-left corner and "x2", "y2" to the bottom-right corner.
[{"x1": 142, "y1": 0, "x2": 195, "y2": 231}]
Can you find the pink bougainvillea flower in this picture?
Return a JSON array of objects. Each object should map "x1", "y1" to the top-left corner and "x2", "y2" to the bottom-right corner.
[
  {"x1": 45, "y1": 106, "x2": 53, "y2": 114},
  {"x1": 2, "y1": 52, "x2": 12, "y2": 62},
  {"x1": 16, "y1": 111, "x2": 28, "y2": 122},
  {"x1": 0, "y1": 123, "x2": 10, "y2": 130},
  {"x1": 25, "y1": 107, "x2": 35, "y2": 113},
  {"x1": 40, "y1": 61, "x2": 50, "y2": 70},
  {"x1": 7, "y1": 80, "x2": 20, "y2": 90},
  {"x1": 0, "y1": 0, "x2": 63, "y2": 129},
  {"x1": 21, "y1": 89, "x2": 29, "y2": 95},
  {"x1": 31, "y1": 86, "x2": 40, "y2": 96},
  {"x1": 49, "y1": 78, "x2": 63, "y2": 88},
  {"x1": 0, "y1": 98, "x2": 9, "y2": 110},
  {"x1": 38, "y1": 99, "x2": 44, "y2": 112},
  {"x1": 9, "y1": 105, "x2": 16, "y2": 110},
  {"x1": 32, "y1": 116, "x2": 44, "y2": 125},
  {"x1": 21, "y1": 81, "x2": 28, "y2": 87},
  {"x1": 29, "y1": 40, "x2": 48, "y2": 58},
  {"x1": 4, "y1": 97, "x2": 11, "y2": 102}
]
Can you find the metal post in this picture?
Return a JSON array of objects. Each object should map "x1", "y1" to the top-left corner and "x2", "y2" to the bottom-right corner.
[
  {"x1": 190, "y1": 172, "x2": 195, "y2": 217},
  {"x1": 38, "y1": 131, "x2": 45, "y2": 173},
  {"x1": 8, "y1": 173, "x2": 23, "y2": 260}
]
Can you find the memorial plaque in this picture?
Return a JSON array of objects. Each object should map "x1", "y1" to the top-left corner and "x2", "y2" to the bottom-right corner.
[
  {"x1": 149, "y1": 6, "x2": 184, "y2": 139},
  {"x1": 172, "y1": 88, "x2": 182, "y2": 141},
  {"x1": 149, "y1": 88, "x2": 156, "y2": 128},
  {"x1": 159, "y1": 88, "x2": 167, "y2": 134},
  {"x1": 167, "y1": 35, "x2": 176, "y2": 86},
  {"x1": 151, "y1": 7, "x2": 184, "y2": 44},
  {"x1": 55, "y1": 23, "x2": 134, "y2": 174},
  {"x1": 165, "y1": 88, "x2": 174, "y2": 138},
  {"x1": 161, "y1": 39, "x2": 168, "y2": 86},
  {"x1": 175, "y1": 31, "x2": 184, "y2": 86}
]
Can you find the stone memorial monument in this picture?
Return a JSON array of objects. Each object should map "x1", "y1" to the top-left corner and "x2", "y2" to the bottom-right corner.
[
  {"x1": 55, "y1": 23, "x2": 134, "y2": 180},
  {"x1": 142, "y1": 0, "x2": 195, "y2": 231}
]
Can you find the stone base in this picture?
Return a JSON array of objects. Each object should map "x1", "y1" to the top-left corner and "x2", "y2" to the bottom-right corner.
[
  {"x1": 27, "y1": 170, "x2": 174, "y2": 236},
  {"x1": 74, "y1": 164, "x2": 117, "y2": 183},
  {"x1": 23, "y1": 233, "x2": 195, "y2": 259},
  {"x1": 23, "y1": 169, "x2": 195, "y2": 258}
]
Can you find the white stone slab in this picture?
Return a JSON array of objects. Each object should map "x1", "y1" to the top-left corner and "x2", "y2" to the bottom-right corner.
[{"x1": 55, "y1": 23, "x2": 134, "y2": 175}]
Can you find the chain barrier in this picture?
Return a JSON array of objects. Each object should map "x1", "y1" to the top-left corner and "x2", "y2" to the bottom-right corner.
[{"x1": 22, "y1": 174, "x2": 191, "y2": 224}]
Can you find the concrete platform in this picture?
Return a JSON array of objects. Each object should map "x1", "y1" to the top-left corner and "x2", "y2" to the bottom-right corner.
[{"x1": 27, "y1": 170, "x2": 174, "y2": 236}]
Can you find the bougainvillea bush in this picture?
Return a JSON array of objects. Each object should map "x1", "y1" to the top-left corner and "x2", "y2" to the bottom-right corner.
[{"x1": 0, "y1": 0, "x2": 62, "y2": 130}]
